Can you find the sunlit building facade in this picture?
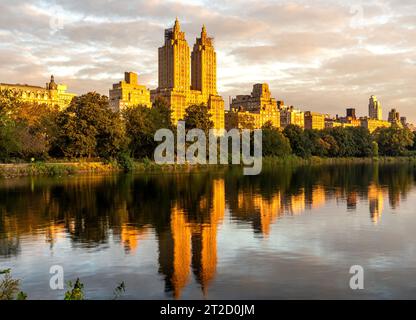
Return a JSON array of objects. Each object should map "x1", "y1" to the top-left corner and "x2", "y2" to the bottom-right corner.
[
  {"x1": 0, "y1": 75, "x2": 76, "y2": 110},
  {"x1": 304, "y1": 111, "x2": 325, "y2": 130},
  {"x1": 109, "y1": 72, "x2": 151, "y2": 111},
  {"x1": 360, "y1": 117, "x2": 391, "y2": 133},
  {"x1": 279, "y1": 105, "x2": 305, "y2": 129},
  {"x1": 151, "y1": 19, "x2": 224, "y2": 130},
  {"x1": 369, "y1": 95, "x2": 382, "y2": 120},
  {"x1": 226, "y1": 83, "x2": 280, "y2": 130}
]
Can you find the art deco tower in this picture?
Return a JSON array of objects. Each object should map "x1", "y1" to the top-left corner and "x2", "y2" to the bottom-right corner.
[
  {"x1": 369, "y1": 95, "x2": 382, "y2": 120},
  {"x1": 191, "y1": 25, "x2": 217, "y2": 96},
  {"x1": 152, "y1": 19, "x2": 224, "y2": 130},
  {"x1": 158, "y1": 18, "x2": 190, "y2": 91}
]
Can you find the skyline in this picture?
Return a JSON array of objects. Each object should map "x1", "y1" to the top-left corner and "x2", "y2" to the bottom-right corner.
[{"x1": 0, "y1": 0, "x2": 415, "y2": 121}]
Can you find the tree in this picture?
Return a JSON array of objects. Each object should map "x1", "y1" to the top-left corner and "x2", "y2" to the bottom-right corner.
[
  {"x1": 123, "y1": 100, "x2": 172, "y2": 159},
  {"x1": 373, "y1": 125, "x2": 414, "y2": 156},
  {"x1": 283, "y1": 125, "x2": 311, "y2": 157},
  {"x1": 261, "y1": 122, "x2": 292, "y2": 157},
  {"x1": 152, "y1": 97, "x2": 173, "y2": 130},
  {"x1": 371, "y1": 141, "x2": 379, "y2": 157},
  {"x1": 304, "y1": 129, "x2": 327, "y2": 157},
  {"x1": 0, "y1": 115, "x2": 19, "y2": 161},
  {"x1": 321, "y1": 132, "x2": 339, "y2": 157},
  {"x1": 350, "y1": 127, "x2": 373, "y2": 157},
  {"x1": 326, "y1": 127, "x2": 356, "y2": 157},
  {"x1": 0, "y1": 90, "x2": 56, "y2": 161},
  {"x1": 182, "y1": 104, "x2": 213, "y2": 133},
  {"x1": 0, "y1": 89, "x2": 21, "y2": 116},
  {"x1": 54, "y1": 92, "x2": 127, "y2": 159}
]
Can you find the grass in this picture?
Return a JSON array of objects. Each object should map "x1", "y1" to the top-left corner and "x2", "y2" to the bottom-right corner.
[
  {"x1": 2, "y1": 156, "x2": 416, "y2": 179},
  {"x1": 0, "y1": 161, "x2": 119, "y2": 178}
]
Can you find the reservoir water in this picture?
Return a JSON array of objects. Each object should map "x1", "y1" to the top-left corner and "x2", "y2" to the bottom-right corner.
[{"x1": 1, "y1": 163, "x2": 416, "y2": 299}]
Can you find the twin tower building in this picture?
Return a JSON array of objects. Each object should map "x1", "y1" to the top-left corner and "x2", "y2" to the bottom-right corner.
[{"x1": 109, "y1": 18, "x2": 224, "y2": 130}]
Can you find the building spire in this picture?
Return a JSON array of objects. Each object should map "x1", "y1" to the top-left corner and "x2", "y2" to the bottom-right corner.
[
  {"x1": 49, "y1": 74, "x2": 57, "y2": 90},
  {"x1": 173, "y1": 17, "x2": 180, "y2": 32}
]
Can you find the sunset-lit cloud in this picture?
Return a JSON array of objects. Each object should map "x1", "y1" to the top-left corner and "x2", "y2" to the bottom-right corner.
[{"x1": 0, "y1": 0, "x2": 415, "y2": 121}]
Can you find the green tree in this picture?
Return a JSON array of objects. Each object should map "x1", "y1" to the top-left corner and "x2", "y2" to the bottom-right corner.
[
  {"x1": 283, "y1": 125, "x2": 311, "y2": 158},
  {"x1": 326, "y1": 127, "x2": 356, "y2": 157},
  {"x1": 0, "y1": 90, "x2": 56, "y2": 161},
  {"x1": 372, "y1": 141, "x2": 379, "y2": 157},
  {"x1": 152, "y1": 97, "x2": 173, "y2": 130},
  {"x1": 182, "y1": 104, "x2": 213, "y2": 134},
  {"x1": 373, "y1": 125, "x2": 414, "y2": 156},
  {"x1": 123, "y1": 101, "x2": 172, "y2": 159},
  {"x1": 54, "y1": 92, "x2": 127, "y2": 159},
  {"x1": 261, "y1": 121, "x2": 292, "y2": 157},
  {"x1": 304, "y1": 129, "x2": 328, "y2": 157},
  {"x1": 350, "y1": 127, "x2": 373, "y2": 157},
  {"x1": 0, "y1": 89, "x2": 21, "y2": 116},
  {"x1": 321, "y1": 132, "x2": 339, "y2": 157}
]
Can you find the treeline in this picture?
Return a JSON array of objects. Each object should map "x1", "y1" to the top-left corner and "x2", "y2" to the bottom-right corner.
[
  {"x1": 1, "y1": 89, "x2": 415, "y2": 165},
  {"x1": 0, "y1": 90, "x2": 206, "y2": 166},
  {"x1": 262, "y1": 122, "x2": 415, "y2": 158}
]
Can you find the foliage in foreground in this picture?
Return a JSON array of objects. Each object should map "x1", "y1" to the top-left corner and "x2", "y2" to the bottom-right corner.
[
  {"x1": 0, "y1": 269, "x2": 27, "y2": 300},
  {"x1": 1, "y1": 273, "x2": 126, "y2": 300}
]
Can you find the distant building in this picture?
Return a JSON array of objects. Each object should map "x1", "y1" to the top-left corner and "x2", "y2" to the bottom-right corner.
[
  {"x1": 226, "y1": 83, "x2": 280, "y2": 130},
  {"x1": 388, "y1": 108, "x2": 401, "y2": 124},
  {"x1": 346, "y1": 108, "x2": 356, "y2": 119},
  {"x1": 336, "y1": 108, "x2": 361, "y2": 127},
  {"x1": 109, "y1": 72, "x2": 151, "y2": 111},
  {"x1": 304, "y1": 111, "x2": 325, "y2": 130},
  {"x1": 225, "y1": 109, "x2": 262, "y2": 130},
  {"x1": 400, "y1": 117, "x2": 407, "y2": 126},
  {"x1": 360, "y1": 117, "x2": 391, "y2": 133},
  {"x1": 279, "y1": 105, "x2": 304, "y2": 129},
  {"x1": 325, "y1": 119, "x2": 358, "y2": 129},
  {"x1": 369, "y1": 95, "x2": 382, "y2": 120},
  {"x1": 151, "y1": 19, "x2": 224, "y2": 130},
  {"x1": 0, "y1": 75, "x2": 76, "y2": 110}
]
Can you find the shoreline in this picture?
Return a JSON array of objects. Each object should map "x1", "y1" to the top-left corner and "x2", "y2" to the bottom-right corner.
[{"x1": 1, "y1": 156, "x2": 416, "y2": 179}]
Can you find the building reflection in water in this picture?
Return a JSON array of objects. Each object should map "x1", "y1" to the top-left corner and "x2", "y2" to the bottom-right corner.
[
  {"x1": 0, "y1": 164, "x2": 415, "y2": 297},
  {"x1": 158, "y1": 179, "x2": 224, "y2": 298},
  {"x1": 368, "y1": 184, "x2": 384, "y2": 224}
]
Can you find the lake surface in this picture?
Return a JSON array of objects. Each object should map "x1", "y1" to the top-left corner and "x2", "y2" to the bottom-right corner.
[{"x1": 1, "y1": 164, "x2": 416, "y2": 299}]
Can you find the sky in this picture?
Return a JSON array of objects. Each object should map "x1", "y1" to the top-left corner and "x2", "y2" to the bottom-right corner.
[{"x1": 0, "y1": 0, "x2": 415, "y2": 121}]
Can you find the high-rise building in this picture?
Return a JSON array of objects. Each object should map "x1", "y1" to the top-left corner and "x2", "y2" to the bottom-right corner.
[
  {"x1": 388, "y1": 108, "x2": 400, "y2": 124},
  {"x1": 280, "y1": 105, "x2": 304, "y2": 129},
  {"x1": 369, "y1": 95, "x2": 382, "y2": 120},
  {"x1": 304, "y1": 111, "x2": 325, "y2": 130},
  {"x1": 0, "y1": 75, "x2": 76, "y2": 110},
  {"x1": 151, "y1": 19, "x2": 224, "y2": 130},
  {"x1": 158, "y1": 18, "x2": 190, "y2": 91},
  {"x1": 226, "y1": 83, "x2": 280, "y2": 130},
  {"x1": 191, "y1": 25, "x2": 217, "y2": 96},
  {"x1": 346, "y1": 108, "x2": 356, "y2": 119},
  {"x1": 109, "y1": 72, "x2": 151, "y2": 111}
]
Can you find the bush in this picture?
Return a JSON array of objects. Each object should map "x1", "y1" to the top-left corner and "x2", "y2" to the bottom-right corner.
[
  {"x1": 0, "y1": 269, "x2": 27, "y2": 300},
  {"x1": 117, "y1": 153, "x2": 134, "y2": 172}
]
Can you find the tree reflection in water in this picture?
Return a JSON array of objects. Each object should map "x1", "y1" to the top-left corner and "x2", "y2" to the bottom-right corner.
[{"x1": 0, "y1": 163, "x2": 415, "y2": 297}]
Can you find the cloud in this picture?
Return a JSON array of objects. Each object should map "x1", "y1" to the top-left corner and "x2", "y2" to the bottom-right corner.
[{"x1": 0, "y1": 0, "x2": 415, "y2": 122}]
